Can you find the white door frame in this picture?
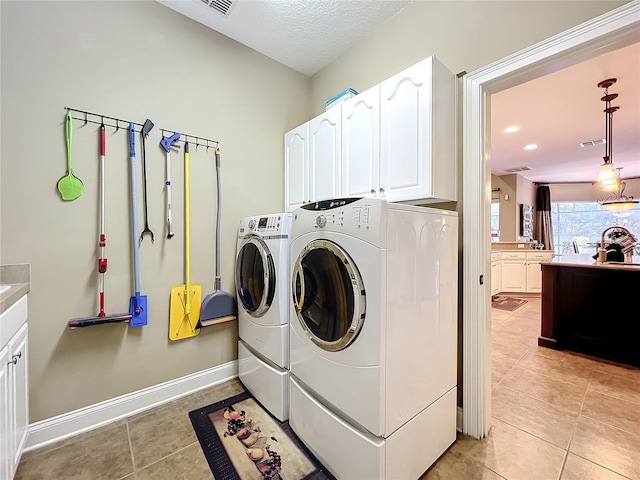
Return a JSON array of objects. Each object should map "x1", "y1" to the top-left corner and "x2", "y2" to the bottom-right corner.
[{"x1": 462, "y1": 1, "x2": 640, "y2": 439}]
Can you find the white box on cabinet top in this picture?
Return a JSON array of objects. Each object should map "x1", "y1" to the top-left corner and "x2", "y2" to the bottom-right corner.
[{"x1": 285, "y1": 55, "x2": 456, "y2": 212}]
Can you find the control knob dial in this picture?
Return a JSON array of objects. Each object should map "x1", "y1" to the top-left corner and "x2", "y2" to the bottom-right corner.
[
  {"x1": 248, "y1": 219, "x2": 256, "y2": 229},
  {"x1": 315, "y1": 215, "x2": 327, "y2": 228}
]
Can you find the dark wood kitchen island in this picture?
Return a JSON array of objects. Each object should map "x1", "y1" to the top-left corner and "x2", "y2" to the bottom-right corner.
[{"x1": 538, "y1": 254, "x2": 640, "y2": 367}]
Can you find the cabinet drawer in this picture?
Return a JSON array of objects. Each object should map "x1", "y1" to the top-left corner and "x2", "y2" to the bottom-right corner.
[
  {"x1": 501, "y1": 251, "x2": 527, "y2": 260},
  {"x1": 527, "y1": 252, "x2": 552, "y2": 261},
  {"x1": 0, "y1": 295, "x2": 27, "y2": 347}
]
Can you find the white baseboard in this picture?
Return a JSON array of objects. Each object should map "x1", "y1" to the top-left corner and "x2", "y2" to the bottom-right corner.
[
  {"x1": 457, "y1": 406, "x2": 463, "y2": 432},
  {"x1": 25, "y1": 360, "x2": 238, "y2": 452}
]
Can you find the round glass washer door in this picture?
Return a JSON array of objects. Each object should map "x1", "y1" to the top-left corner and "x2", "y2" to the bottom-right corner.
[
  {"x1": 292, "y1": 239, "x2": 366, "y2": 352},
  {"x1": 235, "y1": 237, "x2": 276, "y2": 318}
]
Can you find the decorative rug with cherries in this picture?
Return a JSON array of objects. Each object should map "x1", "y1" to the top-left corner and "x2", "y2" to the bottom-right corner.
[{"x1": 189, "y1": 390, "x2": 334, "y2": 480}]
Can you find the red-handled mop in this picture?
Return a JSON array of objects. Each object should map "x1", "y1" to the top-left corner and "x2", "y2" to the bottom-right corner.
[{"x1": 68, "y1": 125, "x2": 131, "y2": 328}]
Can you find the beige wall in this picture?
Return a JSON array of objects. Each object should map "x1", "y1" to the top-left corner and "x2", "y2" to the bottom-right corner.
[
  {"x1": 1, "y1": 0, "x2": 629, "y2": 423},
  {"x1": 1, "y1": 0, "x2": 310, "y2": 422}
]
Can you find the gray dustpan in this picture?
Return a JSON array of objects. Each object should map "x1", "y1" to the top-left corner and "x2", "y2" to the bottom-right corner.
[{"x1": 198, "y1": 148, "x2": 237, "y2": 327}]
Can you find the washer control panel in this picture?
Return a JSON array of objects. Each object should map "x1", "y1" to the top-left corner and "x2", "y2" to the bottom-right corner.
[{"x1": 238, "y1": 213, "x2": 292, "y2": 236}]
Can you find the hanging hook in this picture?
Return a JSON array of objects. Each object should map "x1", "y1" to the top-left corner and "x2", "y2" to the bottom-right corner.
[{"x1": 84, "y1": 111, "x2": 88, "y2": 126}]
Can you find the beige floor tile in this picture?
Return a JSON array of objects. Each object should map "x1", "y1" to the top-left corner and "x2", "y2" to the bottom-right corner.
[
  {"x1": 589, "y1": 366, "x2": 640, "y2": 405},
  {"x1": 491, "y1": 310, "x2": 513, "y2": 327},
  {"x1": 128, "y1": 401, "x2": 198, "y2": 469},
  {"x1": 491, "y1": 328, "x2": 537, "y2": 352},
  {"x1": 581, "y1": 389, "x2": 640, "y2": 435},
  {"x1": 491, "y1": 385, "x2": 579, "y2": 449},
  {"x1": 500, "y1": 366, "x2": 587, "y2": 413},
  {"x1": 492, "y1": 342, "x2": 530, "y2": 367},
  {"x1": 492, "y1": 359, "x2": 513, "y2": 386},
  {"x1": 450, "y1": 418, "x2": 566, "y2": 480},
  {"x1": 198, "y1": 377, "x2": 245, "y2": 407},
  {"x1": 421, "y1": 449, "x2": 506, "y2": 479},
  {"x1": 15, "y1": 422, "x2": 133, "y2": 480},
  {"x1": 20, "y1": 419, "x2": 128, "y2": 460},
  {"x1": 560, "y1": 453, "x2": 629, "y2": 480},
  {"x1": 137, "y1": 443, "x2": 212, "y2": 480},
  {"x1": 516, "y1": 348, "x2": 593, "y2": 387},
  {"x1": 570, "y1": 416, "x2": 640, "y2": 479}
]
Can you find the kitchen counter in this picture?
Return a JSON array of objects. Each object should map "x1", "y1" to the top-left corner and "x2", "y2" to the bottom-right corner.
[
  {"x1": 547, "y1": 253, "x2": 640, "y2": 270},
  {"x1": 0, "y1": 264, "x2": 31, "y2": 314},
  {"x1": 539, "y1": 260, "x2": 639, "y2": 367}
]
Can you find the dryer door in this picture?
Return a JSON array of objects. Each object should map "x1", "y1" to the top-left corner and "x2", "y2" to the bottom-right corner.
[
  {"x1": 292, "y1": 239, "x2": 366, "y2": 351},
  {"x1": 236, "y1": 237, "x2": 276, "y2": 317}
]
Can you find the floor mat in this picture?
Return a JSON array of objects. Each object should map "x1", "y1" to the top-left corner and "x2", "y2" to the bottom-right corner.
[
  {"x1": 491, "y1": 296, "x2": 528, "y2": 312},
  {"x1": 189, "y1": 390, "x2": 334, "y2": 480}
]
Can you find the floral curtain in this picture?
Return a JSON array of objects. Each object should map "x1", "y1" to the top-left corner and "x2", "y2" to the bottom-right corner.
[{"x1": 535, "y1": 185, "x2": 554, "y2": 252}]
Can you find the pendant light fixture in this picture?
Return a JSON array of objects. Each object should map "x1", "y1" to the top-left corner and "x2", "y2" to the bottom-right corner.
[
  {"x1": 596, "y1": 78, "x2": 619, "y2": 192},
  {"x1": 599, "y1": 168, "x2": 639, "y2": 213},
  {"x1": 595, "y1": 78, "x2": 638, "y2": 213}
]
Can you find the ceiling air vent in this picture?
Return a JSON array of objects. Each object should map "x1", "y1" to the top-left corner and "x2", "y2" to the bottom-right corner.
[
  {"x1": 198, "y1": 0, "x2": 235, "y2": 16},
  {"x1": 504, "y1": 166, "x2": 532, "y2": 173},
  {"x1": 579, "y1": 138, "x2": 606, "y2": 148}
]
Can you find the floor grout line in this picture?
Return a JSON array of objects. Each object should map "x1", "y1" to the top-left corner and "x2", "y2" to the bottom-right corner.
[{"x1": 126, "y1": 420, "x2": 138, "y2": 479}]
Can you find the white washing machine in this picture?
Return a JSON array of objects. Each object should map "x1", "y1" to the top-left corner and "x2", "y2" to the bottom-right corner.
[
  {"x1": 236, "y1": 212, "x2": 292, "y2": 421},
  {"x1": 288, "y1": 197, "x2": 458, "y2": 479}
]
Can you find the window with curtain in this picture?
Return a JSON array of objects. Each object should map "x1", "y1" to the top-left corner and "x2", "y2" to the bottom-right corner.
[
  {"x1": 491, "y1": 201, "x2": 500, "y2": 241},
  {"x1": 550, "y1": 201, "x2": 640, "y2": 255}
]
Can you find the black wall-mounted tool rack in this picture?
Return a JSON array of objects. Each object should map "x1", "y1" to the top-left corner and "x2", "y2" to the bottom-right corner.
[
  {"x1": 65, "y1": 107, "x2": 146, "y2": 133},
  {"x1": 160, "y1": 128, "x2": 219, "y2": 151}
]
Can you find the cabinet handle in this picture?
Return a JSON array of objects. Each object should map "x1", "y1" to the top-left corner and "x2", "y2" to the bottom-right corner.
[
  {"x1": 370, "y1": 189, "x2": 376, "y2": 195},
  {"x1": 379, "y1": 188, "x2": 385, "y2": 196},
  {"x1": 8, "y1": 353, "x2": 21, "y2": 366}
]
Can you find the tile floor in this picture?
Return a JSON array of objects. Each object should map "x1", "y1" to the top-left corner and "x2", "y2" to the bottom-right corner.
[{"x1": 17, "y1": 295, "x2": 640, "y2": 479}]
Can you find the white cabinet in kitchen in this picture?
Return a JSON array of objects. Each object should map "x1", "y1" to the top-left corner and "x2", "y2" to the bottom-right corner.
[
  {"x1": 379, "y1": 55, "x2": 456, "y2": 204},
  {"x1": 500, "y1": 252, "x2": 527, "y2": 293},
  {"x1": 285, "y1": 109, "x2": 341, "y2": 212},
  {"x1": 526, "y1": 251, "x2": 552, "y2": 293},
  {"x1": 0, "y1": 295, "x2": 28, "y2": 480},
  {"x1": 491, "y1": 253, "x2": 502, "y2": 296},
  {"x1": 341, "y1": 85, "x2": 380, "y2": 199}
]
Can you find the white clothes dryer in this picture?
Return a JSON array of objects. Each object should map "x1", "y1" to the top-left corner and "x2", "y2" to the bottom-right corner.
[
  {"x1": 236, "y1": 212, "x2": 292, "y2": 421},
  {"x1": 288, "y1": 197, "x2": 458, "y2": 479}
]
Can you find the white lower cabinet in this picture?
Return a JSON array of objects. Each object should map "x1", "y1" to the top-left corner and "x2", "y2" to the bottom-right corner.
[
  {"x1": 494, "y1": 251, "x2": 552, "y2": 294},
  {"x1": 0, "y1": 296, "x2": 28, "y2": 480},
  {"x1": 491, "y1": 257, "x2": 502, "y2": 296}
]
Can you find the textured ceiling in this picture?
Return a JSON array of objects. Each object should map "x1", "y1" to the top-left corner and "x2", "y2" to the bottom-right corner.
[{"x1": 156, "y1": 0, "x2": 410, "y2": 76}]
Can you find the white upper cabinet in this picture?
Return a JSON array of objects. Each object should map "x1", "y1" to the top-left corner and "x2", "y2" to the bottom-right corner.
[
  {"x1": 380, "y1": 55, "x2": 456, "y2": 204},
  {"x1": 309, "y1": 108, "x2": 341, "y2": 203},
  {"x1": 285, "y1": 55, "x2": 456, "y2": 211},
  {"x1": 284, "y1": 123, "x2": 309, "y2": 211},
  {"x1": 341, "y1": 85, "x2": 380, "y2": 198}
]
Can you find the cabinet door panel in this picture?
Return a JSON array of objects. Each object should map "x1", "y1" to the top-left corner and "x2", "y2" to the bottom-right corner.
[
  {"x1": 309, "y1": 109, "x2": 341, "y2": 202},
  {"x1": 501, "y1": 261, "x2": 526, "y2": 292},
  {"x1": 526, "y1": 262, "x2": 543, "y2": 293},
  {"x1": 0, "y1": 347, "x2": 9, "y2": 480},
  {"x1": 9, "y1": 324, "x2": 27, "y2": 473},
  {"x1": 380, "y1": 59, "x2": 432, "y2": 202},
  {"x1": 284, "y1": 124, "x2": 309, "y2": 211},
  {"x1": 341, "y1": 86, "x2": 380, "y2": 198}
]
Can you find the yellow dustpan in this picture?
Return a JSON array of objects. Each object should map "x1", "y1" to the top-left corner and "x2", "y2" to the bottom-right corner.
[{"x1": 169, "y1": 142, "x2": 202, "y2": 340}]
